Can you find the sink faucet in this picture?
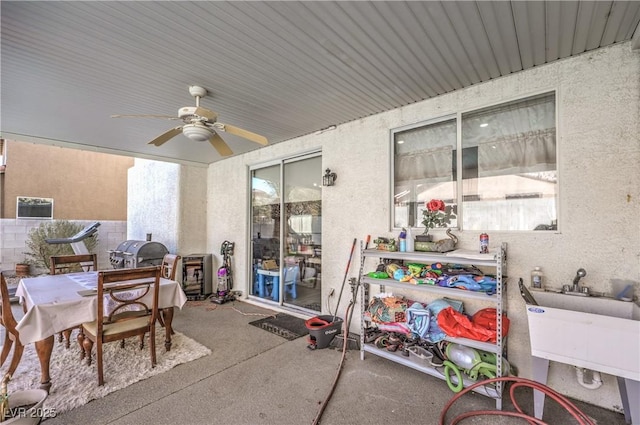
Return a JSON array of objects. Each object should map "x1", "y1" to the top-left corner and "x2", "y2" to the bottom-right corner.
[{"x1": 572, "y1": 268, "x2": 587, "y2": 292}]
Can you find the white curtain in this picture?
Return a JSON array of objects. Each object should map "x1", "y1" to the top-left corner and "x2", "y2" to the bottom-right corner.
[
  {"x1": 395, "y1": 145, "x2": 453, "y2": 182},
  {"x1": 394, "y1": 118, "x2": 455, "y2": 183},
  {"x1": 478, "y1": 129, "x2": 556, "y2": 177},
  {"x1": 463, "y1": 93, "x2": 556, "y2": 176}
]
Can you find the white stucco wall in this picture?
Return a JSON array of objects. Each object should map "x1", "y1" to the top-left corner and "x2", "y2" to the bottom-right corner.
[
  {"x1": 177, "y1": 164, "x2": 208, "y2": 256},
  {"x1": 128, "y1": 159, "x2": 180, "y2": 253},
  {"x1": 128, "y1": 158, "x2": 208, "y2": 277},
  {"x1": 206, "y1": 42, "x2": 639, "y2": 412}
]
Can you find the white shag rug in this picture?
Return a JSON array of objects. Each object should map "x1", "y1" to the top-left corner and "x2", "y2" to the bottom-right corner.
[{"x1": 5, "y1": 330, "x2": 211, "y2": 415}]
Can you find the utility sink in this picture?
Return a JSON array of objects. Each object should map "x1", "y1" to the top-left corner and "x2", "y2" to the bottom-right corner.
[
  {"x1": 526, "y1": 291, "x2": 640, "y2": 423},
  {"x1": 526, "y1": 291, "x2": 640, "y2": 380}
]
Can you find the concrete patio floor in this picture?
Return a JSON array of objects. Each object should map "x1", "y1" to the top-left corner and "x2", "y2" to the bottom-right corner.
[{"x1": 41, "y1": 299, "x2": 628, "y2": 425}]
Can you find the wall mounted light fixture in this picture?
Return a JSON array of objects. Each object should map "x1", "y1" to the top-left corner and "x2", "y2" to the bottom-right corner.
[{"x1": 322, "y1": 168, "x2": 337, "y2": 186}]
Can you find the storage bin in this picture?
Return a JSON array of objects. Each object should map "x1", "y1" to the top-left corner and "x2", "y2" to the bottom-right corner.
[
  {"x1": 305, "y1": 315, "x2": 343, "y2": 349},
  {"x1": 408, "y1": 345, "x2": 433, "y2": 366}
]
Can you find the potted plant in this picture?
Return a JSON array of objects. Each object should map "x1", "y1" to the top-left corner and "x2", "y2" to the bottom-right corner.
[
  {"x1": 415, "y1": 199, "x2": 458, "y2": 252},
  {"x1": 0, "y1": 374, "x2": 49, "y2": 424},
  {"x1": 14, "y1": 262, "x2": 30, "y2": 278},
  {"x1": 416, "y1": 199, "x2": 456, "y2": 241}
]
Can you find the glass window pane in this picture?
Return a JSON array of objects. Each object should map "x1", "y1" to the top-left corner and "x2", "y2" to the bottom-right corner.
[
  {"x1": 461, "y1": 93, "x2": 557, "y2": 231},
  {"x1": 17, "y1": 196, "x2": 54, "y2": 219},
  {"x1": 252, "y1": 166, "x2": 280, "y2": 241},
  {"x1": 393, "y1": 119, "x2": 457, "y2": 229}
]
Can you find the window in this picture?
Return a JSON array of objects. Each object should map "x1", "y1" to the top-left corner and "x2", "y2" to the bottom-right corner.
[
  {"x1": 393, "y1": 117, "x2": 457, "y2": 229},
  {"x1": 392, "y1": 92, "x2": 557, "y2": 232},
  {"x1": 17, "y1": 196, "x2": 54, "y2": 219}
]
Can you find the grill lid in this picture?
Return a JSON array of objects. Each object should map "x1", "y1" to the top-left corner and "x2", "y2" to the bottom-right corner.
[{"x1": 114, "y1": 240, "x2": 168, "y2": 261}]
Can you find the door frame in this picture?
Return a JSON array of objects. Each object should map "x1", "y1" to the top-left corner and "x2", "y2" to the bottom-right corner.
[{"x1": 247, "y1": 149, "x2": 322, "y2": 312}]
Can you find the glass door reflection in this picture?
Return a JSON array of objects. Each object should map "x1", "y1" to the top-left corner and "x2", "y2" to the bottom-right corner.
[
  {"x1": 283, "y1": 156, "x2": 322, "y2": 310},
  {"x1": 251, "y1": 165, "x2": 281, "y2": 302}
]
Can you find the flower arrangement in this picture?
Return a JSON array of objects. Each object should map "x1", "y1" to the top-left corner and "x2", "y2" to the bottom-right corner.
[{"x1": 421, "y1": 199, "x2": 456, "y2": 234}]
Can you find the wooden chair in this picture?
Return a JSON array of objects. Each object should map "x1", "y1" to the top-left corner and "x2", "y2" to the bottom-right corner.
[
  {"x1": 79, "y1": 266, "x2": 161, "y2": 386},
  {"x1": 0, "y1": 274, "x2": 24, "y2": 378},
  {"x1": 158, "y1": 254, "x2": 180, "y2": 331},
  {"x1": 50, "y1": 253, "x2": 98, "y2": 275},
  {"x1": 50, "y1": 253, "x2": 98, "y2": 348},
  {"x1": 115, "y1": 254, "x2": 180, "y2": 347}
]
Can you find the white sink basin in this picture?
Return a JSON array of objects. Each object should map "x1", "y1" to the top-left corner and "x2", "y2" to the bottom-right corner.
[{"x1": 526, "y1": 291, "x2": 640, "y2": 381}]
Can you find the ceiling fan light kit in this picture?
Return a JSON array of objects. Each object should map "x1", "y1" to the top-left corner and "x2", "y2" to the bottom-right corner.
[
  {"x1": 182, "y1": 124, "x2": 211, "y2": 143},
  {"x1": 112, "y1": 85, "x2": 267, "y2": 156}
]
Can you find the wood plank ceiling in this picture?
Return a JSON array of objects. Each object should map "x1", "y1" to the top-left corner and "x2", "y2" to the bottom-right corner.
[{"x1": 1, "y1": 1, "x2": 639, "y2": 165}]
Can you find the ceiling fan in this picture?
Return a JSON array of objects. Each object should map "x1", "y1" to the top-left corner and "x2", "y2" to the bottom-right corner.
[{"x1": 111, "y1": 85, "x2": 268, "y2": 156}]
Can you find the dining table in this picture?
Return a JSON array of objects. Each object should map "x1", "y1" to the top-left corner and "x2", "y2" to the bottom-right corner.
[{"x1": 15, "y1": 271, "x2": 188, "y2": 391}]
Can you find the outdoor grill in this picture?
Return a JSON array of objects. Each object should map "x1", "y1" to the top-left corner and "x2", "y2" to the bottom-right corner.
[{"x1": 108, "y1": 240, "x2": 169, "y2": 269}]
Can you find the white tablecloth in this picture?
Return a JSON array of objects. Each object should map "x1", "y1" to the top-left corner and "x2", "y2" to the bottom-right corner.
[{"x1": 15, "y1": 271, "x2": 188, "y2": 345}]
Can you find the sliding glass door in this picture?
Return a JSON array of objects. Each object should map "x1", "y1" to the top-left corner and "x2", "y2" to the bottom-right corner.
[{"x1": 250, "y1": 153, "x2": 322, "y2": 312}]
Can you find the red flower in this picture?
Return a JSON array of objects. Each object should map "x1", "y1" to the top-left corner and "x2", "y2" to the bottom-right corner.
[
  {"x1": 426, "y1": 199, "x2": 445, "y2": 212},
  {"x1": 422, "y1": 199, "x2": 456, "y2": 234}
]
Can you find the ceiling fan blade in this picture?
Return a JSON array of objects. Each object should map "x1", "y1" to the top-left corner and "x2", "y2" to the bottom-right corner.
[
  {"x1": 111, "y1": 114, "x2": 180, "y2": 120},
  {"x1": 217, "y1": 123, "x2": 268, "y2": 146},
  {"x1": 209, "y1": 132, "x2": 234, "y2": 156},
  {"x1": 193, "y1": 107, "x2": 217, "y2": 121},
  {"x1": 148, "y1": 126, "x2": 183, "y2": 146}
]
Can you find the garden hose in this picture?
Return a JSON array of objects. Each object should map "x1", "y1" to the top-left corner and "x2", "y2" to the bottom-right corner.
[
  {"x1": 312, "y1": 237, "x2": 368, "y2": 425},
  {"x1": 443, "y1": 360, "x2": 464, "y2": 393},
  {"x1": 439, "y1": 376, "x2": 597, "y2": 425},
  {"x1": 311, "y1": 301, "x2": 353, "y2": 425}
]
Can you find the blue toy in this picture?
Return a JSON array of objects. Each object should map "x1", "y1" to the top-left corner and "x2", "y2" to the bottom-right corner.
[{"x1": 393, "y1": 268, "x2": 406, "y2": 281}]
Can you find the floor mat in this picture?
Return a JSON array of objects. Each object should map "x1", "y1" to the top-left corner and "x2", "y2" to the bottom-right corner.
[
  {"x1": 249, "y1": 313, "x2": 309, "y2": 341},
  {"x1": 301, "y1": 303, "x2": 321, "y2": 312}
]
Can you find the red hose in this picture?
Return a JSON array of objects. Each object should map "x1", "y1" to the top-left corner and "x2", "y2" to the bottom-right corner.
[
  {"x1": 439, "y1": 376, "x2": 596, "y2": 425},
  {"x1": 311, "y1": 302, "x2": 352, "y2": 425}
]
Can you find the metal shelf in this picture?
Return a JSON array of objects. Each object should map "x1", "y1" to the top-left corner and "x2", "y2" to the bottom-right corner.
[
  {"x1": 360, "y1": 243, "x2": 507, "y2": 411},
  {"x1": 362, "y1": 248, "x2": 500, "y2": 267},
  {"x1": 362, "y1": 344, "x2": 501, "y2": 399},
  {"x1": 362, "y1": 277, "x2": 498, "y2": 302}
]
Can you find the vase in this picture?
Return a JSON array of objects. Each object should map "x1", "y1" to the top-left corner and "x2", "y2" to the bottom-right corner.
[
  {"x1": 15, "y1": 264, "x2": 30, "y2": 277},
  {"x1": 414, "y1": 234, "x2": 433, "y2": 242}
]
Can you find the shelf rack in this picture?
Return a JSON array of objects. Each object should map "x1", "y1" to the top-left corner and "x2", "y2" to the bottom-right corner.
[{"x1": 359, "y1": 243, "x2": 507, "y2": 409}]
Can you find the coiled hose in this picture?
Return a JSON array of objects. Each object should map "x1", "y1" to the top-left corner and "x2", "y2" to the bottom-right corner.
[{"x1": 439, "y1": 376, "x2": 596, "y2": 425}]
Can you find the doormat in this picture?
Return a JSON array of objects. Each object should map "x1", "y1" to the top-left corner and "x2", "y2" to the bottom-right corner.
[
  {"x1": 249, "y1": 313, "x2": 309, "y2": 341},
  {"x1": 302, "y1": 303, "x2": 321, "y2": 312}
]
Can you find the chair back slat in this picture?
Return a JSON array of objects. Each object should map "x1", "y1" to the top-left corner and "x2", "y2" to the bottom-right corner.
[
  {"x1": 0, "y1": 275, "x2": 18, "y2": 334},
  {"x1": 96, "y1": 266, "x2": 161, "y2": 334},
  {"x1": 50, "y1": 254, "x2": 98, "y2": 275},
  {"x1": 160, "y1": 254, "x2": 180, "y2": 280},
  {"x1": 0, "y1": 274, "x2": 24, "y2": 377}
]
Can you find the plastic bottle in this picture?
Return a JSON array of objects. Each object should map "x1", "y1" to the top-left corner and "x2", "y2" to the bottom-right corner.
[
  {"x1": 406, "y1": 227, "x2": 414, "y2": 252},
  {"x1": 399, "y1": 228, "x2": 407, "y2": 252},
  {"x1": 531, "y1": 266, "x2": 544, "y2": 289}
]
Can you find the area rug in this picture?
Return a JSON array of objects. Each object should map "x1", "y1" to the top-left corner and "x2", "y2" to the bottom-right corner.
[
  {"x1": 5, "y1": 330, "x2": 211, "y2": 415},
  {"x1": 249, "y1": 313, "x2": 309, "y2": 341}
]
